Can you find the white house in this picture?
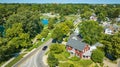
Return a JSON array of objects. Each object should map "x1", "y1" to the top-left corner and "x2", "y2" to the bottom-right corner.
[
  {"x1": 105, "y1": 28, "x2": 113, "y2": 35},
  {"x1": 90, "y1": 13, "x2": 97, "y2": 21}
]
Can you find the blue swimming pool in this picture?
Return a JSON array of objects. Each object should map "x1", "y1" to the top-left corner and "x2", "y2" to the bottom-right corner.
[{"x1": 41, "y1": 19, "x2": 48, "y2": 25}]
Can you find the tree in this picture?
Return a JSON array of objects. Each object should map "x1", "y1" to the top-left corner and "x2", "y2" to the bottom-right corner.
[
  {"x1": 50, "y1": 44, "x2": 64, "y2": 54},
  {"x1": 0, "y1": 25, "x2": 5, "y2": 37},
  {"x1": 19, "y1": 33, "x2": 30, "y2": 41},
  {"x1": 51, "y1": 21, "x2": 72, "y2": 42},
  {"x1": 36, "y1": 29, "x2": 49, "y2": 40},
  {"x1": 19, "y1": 33, "x2": 30, "y2": 48},
  {"x1": 47, "y1": 53, "x2": 59, "y2": 67},
  {"x1": 81, "y1": 11, "x2": 92, "y2": 19},
  {"x1": 101, "y1": 34, "x2": 120, "y2": 59},
  {"x1": 41, "y1": 29, "x2": 49, "y2": 38},
  {"x1": 60, "y1": 23, "x2": 70, "y2": 35},
  {"x1": 91, "y1": 49, "x2": 104, "y2": 63},
  {"x1": 36, "y1": 34, "x2": 42, "y2": 40},
  {"x1": 97, "y1": 12, "x2": 106, "y2": 21},
  {"x1": 52, "y1": 25, "x2": 63, "y2": 41},
  {"x1": 48, "y1": 18, "x2": 56, "y2": 29},
  {"x1": 112, "y1": 8, "x2": 120, "y2": 18},
  {"x1": 6, "y1": 23, "x2": 23, "y2": 38},
  {"x1": 65, "y1": 21, "x2": 74, "y2": 29},
  {"x1": 5, "y1": 10, "x2": 43, "y2": 37},
  {"x1": 78, "y1": 20, "x2": 103, "y2": 45}
]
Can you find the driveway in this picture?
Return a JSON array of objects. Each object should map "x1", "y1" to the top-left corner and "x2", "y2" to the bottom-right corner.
[{"x1": 13, "y1": 38, "x2": 52, "y2": 67}]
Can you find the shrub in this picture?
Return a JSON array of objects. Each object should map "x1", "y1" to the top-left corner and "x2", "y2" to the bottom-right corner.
[
  {"x1": 50, "y1": 44, "x2": 65, "y2": 54},
  {"x1": 70, "y1": 56, "x2": 80, "y2": 61},
  {"x1": 47, "y1": 53, "x2": 59, "y2": 67},
  {"x1": 59, "y1": 62, "x2": 71, "y2": 67},
  {"x1": 79, "y1": 60, "x2": 93, "y2": 67},
  {"x1": 95, "y1": 64, "x2": 99, "y2": 67},
  {"x1": 63, "y1": 51, "x2": 70, "y2": 58},
  {"x1": 100, "y1": 63, "x2": 104, "y2": 67},
  {"x1": 91, "y1": 49, "x2": 104, "y2": 63},
  {"x1": 69, "y1": 64, "x2": 74, "y2": 67},
  {"x1": 36, "y1": 34, "x2": 42, "y2": 40}
]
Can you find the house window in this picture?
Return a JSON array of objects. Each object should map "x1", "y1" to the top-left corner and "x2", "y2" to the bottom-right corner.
[
  {"x1": 83, "y1": 55, "x2": 85, "y2": 58},
  {"x1": 71, "y1": 52, "x2": 73, "y2": 54},
  {"x1": 86, "y1": 56, "x2": 88, "y2": 58}
]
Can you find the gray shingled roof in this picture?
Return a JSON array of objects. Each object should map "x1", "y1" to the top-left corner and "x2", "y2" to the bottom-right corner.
[{"x1": 66, "y1": 38, "x2": 86, "y2": 51}]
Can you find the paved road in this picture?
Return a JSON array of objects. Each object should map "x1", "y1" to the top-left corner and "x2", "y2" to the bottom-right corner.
[
  {"x1": 13, "y1": 38, "x2": 52, "y2": 67},
  {"x1": 118, "y1": 61, "x2": 120, "y2": 67}
]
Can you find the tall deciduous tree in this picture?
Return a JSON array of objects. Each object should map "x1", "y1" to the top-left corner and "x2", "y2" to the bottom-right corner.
[
  {"x1": 101, "y1": 34, "x2": 120, "y2": 59},
  {"x1": 6, "y1": 23, "x2": 23, "y2": 38},
  {"x1": 79, "y1": 21, "x2": 103, "y2": 45},
  {"x1": 52, "y1": 22, "x2": 70, "y2": 42},
  {"x1": 6, "y1": 10, "x2": 43, "y2": 37},
  {"x1": 48, "y1": 18, "x2": 56, "y2": 29}
]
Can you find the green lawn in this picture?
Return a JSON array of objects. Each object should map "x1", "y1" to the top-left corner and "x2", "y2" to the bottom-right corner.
[{"x1": 59, "y1": 59, "x2": 93, "y2": 67}]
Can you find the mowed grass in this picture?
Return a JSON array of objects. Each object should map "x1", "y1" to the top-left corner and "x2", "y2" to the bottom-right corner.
[{"x1": 59, "y1": 59, "x2": 93, "y2": 67}]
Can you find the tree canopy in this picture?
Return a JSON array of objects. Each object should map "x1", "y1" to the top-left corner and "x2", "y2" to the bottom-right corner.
[
  {"x1": 91, "y1": 49, "x2": 104, "y2": 63},
  {"x1": 51, "y1": 21, "x2": 73, "y2": 42},
  {"x1": 101, "y1": 34, "x2": 120, "y2": 59},
  {"x1": 78, "y1": 20, "x2": 103, "y2": 45}
]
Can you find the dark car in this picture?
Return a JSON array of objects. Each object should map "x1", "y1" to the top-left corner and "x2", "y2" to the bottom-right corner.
[{"x1": 42, "y1": 46, "x2": 48, "y2": 50}]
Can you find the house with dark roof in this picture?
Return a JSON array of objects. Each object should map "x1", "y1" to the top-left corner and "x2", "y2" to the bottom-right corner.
[
  {"x1": 66, "y1": 32, "x2": 90, "y2": 59},
  {"x1": 66, "y1": 27, "x2": 104, "y2": 59},
  {"x1": 66, "y1": 38, "x2": 90, "y2": 59}
]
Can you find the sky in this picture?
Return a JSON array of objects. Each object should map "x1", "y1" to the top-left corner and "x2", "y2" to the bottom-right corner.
[{"x1": 0, "y1": 0, "x2": 120, "y2": 4}]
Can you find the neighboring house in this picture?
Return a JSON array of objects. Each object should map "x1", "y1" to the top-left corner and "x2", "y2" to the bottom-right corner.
[
  {"x1": 90, "y1": 13, "x2": 97, "y2": 21},
  {"x1": 116, "y1": 17, "x2": 120, "y2": 22},
  {"x1": 73, "y1": 17, "x2": 81, "y2": 25},
  {"x1": 42, "y1": 13, "x2": 59, "y2": 18},
  {"x1": 104, "y1": 23, "x2": 119, "y2": 35},
  {"x1": 102, "y1": 21, "x2": 119, "y2": 34},
  {"x1": 112, "y1": 24, "x2": 120, "y2": 32},
  {"x1": 105, "y1": 28, "x2": 113, "y2": 35},
  {"x1": 102, "y1": 21, "x2": 111, "y2": 27}
]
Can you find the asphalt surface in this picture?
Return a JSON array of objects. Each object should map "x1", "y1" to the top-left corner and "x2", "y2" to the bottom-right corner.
[
  {"x1": 13, "y1": 38, "x2": 52, "y2": 67},
  {"x1": 118, "y1": 61, "x2": 120, "y2": 67}
]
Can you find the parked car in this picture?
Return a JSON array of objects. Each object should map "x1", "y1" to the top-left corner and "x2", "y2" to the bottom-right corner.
[{"x1": 42, "y1": 46, "x2": 48, "y2": 50}]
